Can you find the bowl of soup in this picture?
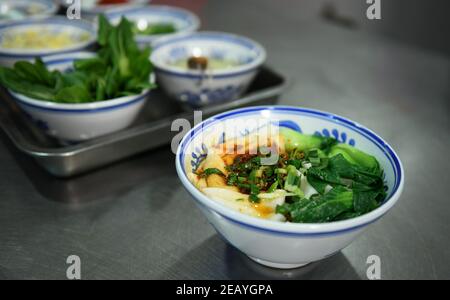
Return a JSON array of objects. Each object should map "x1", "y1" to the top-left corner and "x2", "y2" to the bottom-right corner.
[
  {"x1": 150, "y1": 31, "x2": 266, "y2": 108},
  {"x1": 176, "y1": 106, "x2": 404, "y2": 268},
  {"x1": 0, "y1": 17, "x2": 96, "y2": 67},
  {"x1": 105, "y1": 5, "x2": 200, "y2": 47},
  {"x1": 0, "y1": 0, "x2": 58, "y2": 24}
]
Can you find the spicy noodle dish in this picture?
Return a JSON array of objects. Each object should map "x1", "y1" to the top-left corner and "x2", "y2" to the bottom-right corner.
[{"x1": 188, "y1": 126, "x2": 387, "y2": 223}]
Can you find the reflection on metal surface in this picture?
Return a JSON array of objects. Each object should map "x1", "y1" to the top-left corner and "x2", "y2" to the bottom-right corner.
[
  {"x1": 224, "y1": 242, "x2": 361, "y2": 280},
  {"x1": 1, "y1": 131, "x2": 175, "y2": 206}
]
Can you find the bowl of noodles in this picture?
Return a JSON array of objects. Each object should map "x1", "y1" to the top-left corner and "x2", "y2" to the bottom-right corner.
[{"x1": 176, "y1": 105, "x2": 404, "y2": 268}]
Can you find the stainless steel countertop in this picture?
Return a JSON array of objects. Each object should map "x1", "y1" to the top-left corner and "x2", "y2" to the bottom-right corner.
[{"x1": 1, "y1": 0, "x2": 449, "y2": 279}]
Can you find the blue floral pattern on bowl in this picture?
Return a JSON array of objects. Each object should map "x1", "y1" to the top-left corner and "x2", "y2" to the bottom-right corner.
[
  {"x1": 189, "y1": 120, "x2": 357, "y2": 172},
  {"x1": 314, "y1": 128, "x2": 356, "y2": 146},
  {"x1": 191, "y1": 143, "x2": 208, "y2": 172},
  {"x1": 277, "y1": 120, "x2": 302, "y2": 133},
  {"x1": 179, "y1": 85, "x2": 244, "y2": 107},
  {"x1": 22, "y1": 111, "x2": 50, "y2": 132}
]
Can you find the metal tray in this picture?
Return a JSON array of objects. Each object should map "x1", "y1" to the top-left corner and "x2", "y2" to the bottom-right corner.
[{"x1": 0, "y1": 66, "x2": 287, "y2": 177}]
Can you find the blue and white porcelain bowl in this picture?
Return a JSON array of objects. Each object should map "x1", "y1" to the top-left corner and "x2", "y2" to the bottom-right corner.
[
  {"x1": 176, "y1": 106, "x2": 404, "y2": 269},
  {"x1": 151, "y1": 31, "x2": 266, "y2": 108},
  {"x1": 58, "y1": 0, "x2": 149, "y2": 20},
  {"x1": 9, "y1": 52, "x2": 152, "y2": 142},
  {"x1": 105, "y1": 5, "x2": 200, "y2": 47},
  {"x1": 0, "y1": 17, "x2": 96, "y2": 67},
  {"x1": 0, "y1": 0, "x2": 59, "y2": 24}
]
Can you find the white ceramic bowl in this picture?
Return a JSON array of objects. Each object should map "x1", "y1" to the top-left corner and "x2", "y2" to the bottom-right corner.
[
  {"x1": 176, "y1": 106, "x2": 404, "y2": 269},
  {"x1": 9, "y1": 52, "x2": 152, "y2": 142},
  {"x1": 59, "y1": 0, "x2": 149, "y2": 20},
  {"x1": 0, "y1": 0, "x2": 59, "y2": 24},
  {"x1": 150, "y1": 31, "x2": 266, "y2": 108},
  {"x1": 0, "y1": 17, "x2": 96, "y2": 67},
  {"x1": 105, "y1": 5, "x2": 200, "y2": 47}
]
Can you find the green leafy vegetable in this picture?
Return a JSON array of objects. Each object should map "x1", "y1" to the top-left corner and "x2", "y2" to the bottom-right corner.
[
  {"x1": 306, "y1": 167, "x2": 341, "y2": 193},
  {"x1": 292, "y1": 187, "x2": 354, "y2": 223},
  {"x1": 276, "y1": 186, "x2": 354, "y2": 223},
  {"x1": 283, "y1": 165, "x2": 304, "y2": 198},
  {"x1": 198, "y1": 168, "x2": 225, "y2": 178},
  {"x1": 353, "y1": 190, "x2": 380, "y2": 214},
  {"x1": 218, "y1": 130, "x2": 387, "y2": 223},
  {"x1": 249, "y1": 184, "x2": 260, "y2": 203},
  {"x1": 301, "y1": 153, "x2": 386, "y2": 219},
  {"x1": 276, "y1": 197, "x2": 311, "y2": 216},
  {"x1": 133, "y1": 22, "x2": 177, "y2": 35},
  {"x1": 267, "y1": 181, "x2": 278, "y2": 193},
  {"x1": 280, "y1": 128, "x2": 337, "y2": 153},
  {"x1": 329, "y1": 143, "x2": 380, "y2": 173}
]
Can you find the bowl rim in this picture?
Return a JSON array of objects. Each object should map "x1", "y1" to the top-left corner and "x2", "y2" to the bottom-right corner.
[
  {"x1": 58, "y1": 0, "x2": 148, "y2": 14},
  {"x1": 150, "y1": 31, "x2": 266, "y2": 78},
  {"x1": 176, "y1": 105, "x2": 404, "y2": 236},
  {"x1": 0, "y1": 17, "x2": 96, "y2": 57},
  {"x1": 104, "y1": 4, "x2": 201, "y2": 42},
  {"x1": 0, "y1": 0, "x2": 59, "y2": 25},
  {"x1": 8, "y1": 51, "x2": 152, "y2": 112}
]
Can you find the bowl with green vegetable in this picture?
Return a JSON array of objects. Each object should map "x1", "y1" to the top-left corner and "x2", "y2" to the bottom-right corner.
[
  {"x1": 151, "y1": 32, "x2": 266, "y2": 108},
  {"x1": 0, "y1": 16, "x2": 156, "y2": 141},
  {"x1": 104, "y1": 5, "x2": 200, "y2": 47},
  {"x1": 176, "y1": 106, "x2": 404, "y2": 268}
]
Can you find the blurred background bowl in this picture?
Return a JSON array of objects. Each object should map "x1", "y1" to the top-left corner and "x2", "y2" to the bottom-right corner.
[
  {"x1": 0, "y1": 17, "x2": 96, "y2": 67},
  {"x1": 104, "y1": 5, "x2": 200, "y2": 48},
  {"x1": 0, "y1": 0, "x2": 58, "y2": 25},
  {"x1": 8, "y1": 52, "x2": 153, "y2": 142},
  {"x1": 58, "y1": 0, "x2": 150, "y2": 20},
  {"x1": 150, "y1": 31, "x2": 266, "y2": 108}
]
